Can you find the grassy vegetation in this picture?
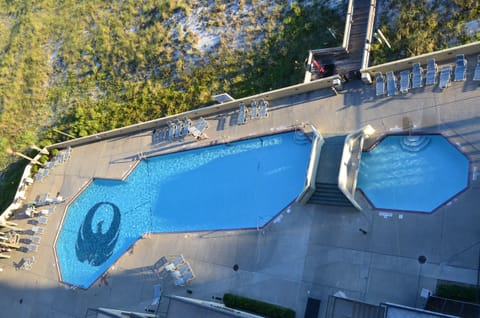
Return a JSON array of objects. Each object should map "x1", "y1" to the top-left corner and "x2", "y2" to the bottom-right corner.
[
  {"x1": 223, "y1": 293, "x2": 296, "y2": 318},
  {"x1": 0, "y1": 1, "x2": 346, "y2": 211},
  {"x1": 370, "y1": 0, "x2": 480, "y2": 65}
]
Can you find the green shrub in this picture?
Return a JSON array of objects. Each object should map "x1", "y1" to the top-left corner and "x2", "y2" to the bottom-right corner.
[
  {"x1": 38, "y1": 155, "x2": 49, "y2": 164},
  {"x1": 31, "y1": 164, "x2": 40, "y2": 174},
  {"x1": 50, "y1": 148, "x2": 59, "y2": 157},
  {"x1": 436, "y1": 284, "x2": 480, "y2": 303},
  {"x1": 223, "y1": 293, "x2": 295, "y2": 318}
]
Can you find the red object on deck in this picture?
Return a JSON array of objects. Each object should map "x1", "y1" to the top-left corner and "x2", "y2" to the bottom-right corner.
[{"x1": 312, "y1": 60, "x2": 326, "y2": 74}]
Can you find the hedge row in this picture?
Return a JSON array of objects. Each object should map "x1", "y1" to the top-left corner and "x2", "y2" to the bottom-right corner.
[
  {"x1": 436, "y1": 284, "x2": 480, "y2": 303},
  {"x1": 223, "y1": 293, "x2": 295, "y2": 318}
]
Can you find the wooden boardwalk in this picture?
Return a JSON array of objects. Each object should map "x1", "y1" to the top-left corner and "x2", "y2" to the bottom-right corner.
[{"x1": 312, "y1": 0, "x2": 374, "y2": 79}]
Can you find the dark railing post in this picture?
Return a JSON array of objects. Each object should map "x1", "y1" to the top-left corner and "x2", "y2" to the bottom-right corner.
[{"x1": 476, "y1": 247, "x2": 480, "y2": 303}]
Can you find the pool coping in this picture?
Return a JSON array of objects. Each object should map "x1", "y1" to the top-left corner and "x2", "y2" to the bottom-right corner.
[
  {"x1": 53, "y1": 128, "x2": 312, "y2": 289},
  {"x1": 357, "y1": 131, "x2": 471, "y2": 214}
]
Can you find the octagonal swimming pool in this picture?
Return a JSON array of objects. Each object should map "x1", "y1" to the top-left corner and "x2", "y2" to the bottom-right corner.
[
  {"x1": 55, "y1": 131, "x2": 312, "y2": 288},
  {"x1": 357, "y1": 134, "x2": 469, "y2": 212}
]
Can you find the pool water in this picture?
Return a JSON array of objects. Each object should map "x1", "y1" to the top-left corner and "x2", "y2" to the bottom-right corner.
[
  {"x1": 357, "y1": 134, "x2": 469, "y2": 212},
  {"x1": 56, "y1": 132, "x2": 312, "y2": 288}
]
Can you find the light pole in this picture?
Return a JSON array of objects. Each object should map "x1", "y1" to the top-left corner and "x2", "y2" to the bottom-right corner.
[
  {"x1": 6, "y1": 148, "x2": 44, "y2": 166},
  {"x1": 52, "y1": 128, "x2": 75, "y2": 139},
  {"x1": 376, "y1": 29, "x2": 392, "y2": 49},
  {"x1": 30, "y1": 144, "x2": 49, "y2": 155}
]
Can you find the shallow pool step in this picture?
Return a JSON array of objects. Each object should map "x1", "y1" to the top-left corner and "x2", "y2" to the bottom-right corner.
[{"x1": 399, "y1": 135, "x2": 431, "y2": 152}]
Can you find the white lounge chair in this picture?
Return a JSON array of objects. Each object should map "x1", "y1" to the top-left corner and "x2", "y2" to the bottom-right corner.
[
  {"x1": 174, "y1": 119, "x2": 183, "y2": 138},
  {"x1": 425, "y1": 58, "x2": 438, "y2": 86},
  {"x1": 386, "y1": 71, "x2": 397, "y2": 96},
  {"x1": 178, "y1": 262, "x2": 190, "y2": 275},
  {"x1": 399, "y1": 70, "x2": 411, "y2": 94},
  {"x1": 34, "y1": 192, "x2": 51, "y2": 206},
  {"x1": 439, "y1": 65, "x2": 452, "y2": 89},
  {"x1": 175, "y1": 270, "x2": 195, "y2": 286},
  {"x1": 181, "y1": 117, "x2": 190, "y2": 136},
  {"x1": 26, "y1": 244, "x2": 38, "y2": 252},
  {"x1": 25, "y1": 208, "x2": 33, "y2": 218},
  {"x1": 188, "y1": 126, "x2": 202, "y2": 139},
  {"x1": 188, "y1": 117, "x2": 208, "y2": 139},
  {"x1": 375, "y1": 72, "x2": 385, "y2": 96},
  {"x1": 41, "y1": 207, "x2": 55, "y2": 216},
  {"x1": 454, "y1": 54, "x2": 467, "y2": 81},
  {"x1": 65, "y1": 146, "x2": 72, "y2": 160},
  {"x1": 259, "y1": 99, "x2": 269, "y2": 118},
  {"x1": 165, "y1": 254, "x2": 184, "y2": 272},
  {"x1": 32, "y1": 226, "x2": 44, "y2": 235},
  {"x1": 20, "y1": 256, "x2": 35, "y2": 270},
  {"x1": 145, "y1": 284, "x2": 162, "y2": 313},
  {"x1": 170, "y1": 262, "x2": 190, "y2": 279},
  {"x1": 31, "y1": 235, "x2": 41, "y2": 244},
  {"x1": 167, "y1": 121, "x2": 176, "y2": 140},
  {"x1": 54, "y1": 147, "x2": 71, "y2": 165},
  {"x1": 38, "y1": 216, "x2": 48, "y2": 225},
  {"x1": 151, "y1": 127, "x2": 166, "y2": 144},
  {"x1": 237, "y1": 103, "x2": 247, "y2": 125},
  {"x1": 34, "y1": 193, "x2": 63, "y2": 207},
  {"x1": 39, "y1": 168, "x2": 49, "y2": 177},
  {"x1": 152, "y1": 284, "x2": 162, "y2": 305},
  {"x1": 412, "y1": 63, "x2": 424, "y2": 88},
  {"x1": 250, "y1": 100, "x2": 258, "y2": 119}
]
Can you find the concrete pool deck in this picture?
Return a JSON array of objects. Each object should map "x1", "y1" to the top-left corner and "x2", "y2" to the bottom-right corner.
[{"x1": 0, "y1": 56, "x2": 480, "y2": 317}]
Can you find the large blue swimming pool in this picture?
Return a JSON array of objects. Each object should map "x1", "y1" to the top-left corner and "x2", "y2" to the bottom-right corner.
[
  {"x1": 56, "y1": 132, "x2": 312, "y2": 288},
  {"x1": 358, "y1": 134, "x2": 469, "y2": 212}
]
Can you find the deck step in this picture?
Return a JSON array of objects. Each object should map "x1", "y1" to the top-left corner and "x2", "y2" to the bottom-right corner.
[{"x1": 308, "y1": 183, "x2": 353, "y2": 207}]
